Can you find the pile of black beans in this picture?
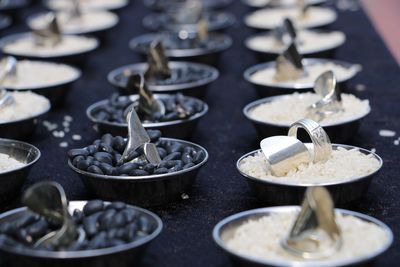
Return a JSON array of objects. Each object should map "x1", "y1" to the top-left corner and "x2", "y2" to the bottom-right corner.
[
  {"x1": 119, "y1": 64, "x2": 212, "y2": 86},
  {"x1": 0, "y1": 200, "x2": 155, "y2": 251},
  {"x1": 68, "y1": 130, "x2": 206, "y2": 176},
  {"x1": 92, "y1": 93, "x2": 204, "y2": 124}
]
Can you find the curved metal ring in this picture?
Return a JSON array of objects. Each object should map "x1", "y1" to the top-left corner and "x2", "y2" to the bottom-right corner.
[{"x1": 288, "y1": 119, "x2": 332, "y2": 163}]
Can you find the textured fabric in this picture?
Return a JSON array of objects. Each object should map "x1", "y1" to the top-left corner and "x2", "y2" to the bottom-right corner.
[{"x1": 2, "y1": 1, "x2": 399, "y2": 266}]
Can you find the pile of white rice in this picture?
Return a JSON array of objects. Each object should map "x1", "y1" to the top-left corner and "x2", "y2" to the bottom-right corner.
[
  {"x1": 239, "y1": 147, "x2": 380, "y2": 184},
  {"x1": 251, "y1": 61, "x2": 356, "y2": 85},
  {"x1": 2, "y1": 60, "x2": 79, "y2": 89},
  {"x1": 29, "y1": 11, "x2": 118, "y2": 34},
  {"x1": 247, "y1": 30, "x2": 345, "y2": 54},
  {"x1": 0, "y1": 153, "x2": 25, "y2": 173},
  {"x1": 47, "y1": 0, "x2": 128, "y2": 11},
  {"x1": 245, "y1": 7, "x2": 337, "y2": 29},
  {"x1": 249, "y1": 92, "x2": 370, "y2": 125},
  {"x1": 226, "y1": 211, "x2": 388, "y2": 263},
  {"x1": 3, "y1": 35, "x2": 98, "y2": 57},
  {"x1": 0, "y1": 91, "x2": 50, "y2": 122}
]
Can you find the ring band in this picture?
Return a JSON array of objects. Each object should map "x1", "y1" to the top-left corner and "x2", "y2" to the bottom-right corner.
[{"x1": 288, "y1": 119, "x2": 332, "y2": 163}]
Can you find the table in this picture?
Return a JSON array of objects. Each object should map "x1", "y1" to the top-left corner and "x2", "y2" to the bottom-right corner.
[{"x1": 2, "y1": 1, "x2": 399, "y2": 266}]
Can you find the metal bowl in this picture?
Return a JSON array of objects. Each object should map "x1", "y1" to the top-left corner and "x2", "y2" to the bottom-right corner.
[
  {"x1": 0, "y1": 201, "x2": 162, "y2": 267},
  {"x1": 0, "y1": 98, "x2": 51, "y2": 140},
  {"x1": 129, "y1": 32, "x2": 232, "y2": 66},
  {"x1": 2, "y1": 61, "x2": 81, "y2": 108},
  {"x1": 86, "y1": 94, "x2": 209, "y2": 139},
  {"x1": 236, "y1": 144, "x2": 382, "y2": 206},
  {"x1": 243, "y1": 95, "x2": 370, "y2": 143},
  {"x1": 213, "y1": 206, "x2": 393, "y2": 267},
  {"x1": 0, "y1": 32, "x2": 99, "y2": 66},
  {"x1": 243, "y1": 58, "x2": 361, "y2": 97},
  {"x1": 242, "y1": 0, "x2": 326, "y2": 9},
  {"x1": 68, "y1": 139, "x2": 209, "y2": 207},
  {"x1": 244, "y1": 7, "x2": 337, "y2": 31},
  {"x1": 107, "y1": 61, "x2": 219, "y2": 99},
  {"x1": 44, "y1": 0, "x2": 129, "y2": 12},
  {"x1": 245, "y1": 30, "x2": 346, "y2": 62},
  {"x1": 143, "y1": 0, "x2": 232, "y2": 11},
  {"x1": 26, "y1": 11, "x2": 119, "y2": 40},
  {"x1": 142, "y1": 11, "x2": 235, "y2": 32},
  {"x1": 0, "y1": 138, "x2": 40, "y2": 204}
]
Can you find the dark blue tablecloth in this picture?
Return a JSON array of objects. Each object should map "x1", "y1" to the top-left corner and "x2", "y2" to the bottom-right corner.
[{"x1": 2, "y1": 0, "x2": 400, "y2": 266}]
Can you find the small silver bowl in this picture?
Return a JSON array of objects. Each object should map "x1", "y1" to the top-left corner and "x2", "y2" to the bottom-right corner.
[
  {"x1": 108, "y1": 61, "x2": 219, "y2": 99},
  {"x1": 0, "y1": 97, "x2": 51, "y2": 140},
  {"x1": 2, "y1": 61, "x2": 81, "y2": 108},
  {"x1": 129, "y1": 32, "x2": 232, "y2": 66},
  {"x1": 0, "y1": 201, "x2": 162, "y2": 267},
  {"x1": 245, "y1": 30, "x2": 346, "y2": 62},
  {"x1": 0, "y1": 138, "x2": 40, "y2": 203},
  {"x1": 236, "y1": 144, "x2": 382, "y2": 206},
  {"x1": 86, "y1": 94, "x2": 209, "y2": 139},
  {"x1": 143, "y1": 0, "x2": 232, "y2": 11},
  {"x1": 244, "y1": 7, "x2": 337, "y2": 31},
  {"x1": 68, "y1": 139, "x2": 209, "y2": 207},
  {"x1": 242, "y1": 0, "x2": 326, "y2": 9},
  {"x1": 26, "y1": 11, "x2": 119, "y2": 40},
  {"x1": 213, "y1": 206, "x2": 393, "y2": 267},
  {"x1": 0, "y1": 32, "x2": 100, "y2": 65},
  {"x1": 243, "y1": 58, "x2": 361, "y2": 97},
  {"x1": 243, "y1": 95, "x2": 370, "y2": 143},
  {"x1": 142, "y1": 11, "x2": 236, "y2": 32}
]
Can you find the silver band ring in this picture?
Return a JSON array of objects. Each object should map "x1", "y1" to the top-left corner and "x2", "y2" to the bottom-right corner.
[{"x1": 288, "y1": 119, "x2": 332, "y2": 163}]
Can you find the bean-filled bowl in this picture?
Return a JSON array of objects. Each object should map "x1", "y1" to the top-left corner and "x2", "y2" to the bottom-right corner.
[
  {"x1": 0, "y1": 32, "x2": 99, "y2": 65},
  {"x1": 242, "y1": 0, "x2": 326, "y2": 9},
  {"x1": 236, "y1": 144, "x2": 382, "y2": 205},
  {"x1": 0, "y1": 200, "x2": 162, "y2": 267},
  {"x1": 45, "y1": 0, "x2": 129, "y2": 11},
  {"x1": 243, "y1": 93, "x2": 370, "y2": 143},
  {"x1": 244, "y1": 58, "x2": 361, "y2": 97},
  {"x1": 68, "y1": 131, "x2": 208, "y2": 206},
  {"x1": 108, "y1": 61, "x2": 219, "y2": 98},
  {"x1": 129, "y1": 32, "x2": 232, "y2": 66},
  {"x1": 87, "y1": 93, "x2": 208, "y2": 139},
  {"x1": 213, "y1": 206, "x2": 393, "y2": 267},
  {"x1": 0, "y1": 138, "x2": 40, "y2": 203}
]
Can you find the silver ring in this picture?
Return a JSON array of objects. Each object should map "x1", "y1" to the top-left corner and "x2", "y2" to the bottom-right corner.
[{"x1": 288, "y1": 119, "x2": 332, "y2": 163}]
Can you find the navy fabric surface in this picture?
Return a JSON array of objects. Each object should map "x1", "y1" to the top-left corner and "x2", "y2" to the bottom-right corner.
[{"x1": 2, "y1": 0, "x2": 400, "y2": 266}]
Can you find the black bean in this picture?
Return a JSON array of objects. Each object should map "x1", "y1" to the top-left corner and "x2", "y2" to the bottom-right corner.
[
  {"x1": 163, "y1": 152, "x2": 181, "y2": 161},
  {"x1": 16, "y1": 228, "x2": 32, "y2": 244},
  {"x1": 0, "y1": 234, "x2": 18, "y2": 247},
  {"x1": 115, "y1": 228, "x2": 126, "y2": 240},
  {"x1": 181, "y1": 152, "x2": 193, "y2": 164},
  {"x1": 169, "y1": 165, "x2": 182, "y2": 172},
  {"x1": 68, "y1": 149, "x2": 89, "y2": 158},
  {"x1": 72, "y1": 155, "x2": 85, "y2": 166},
  {"x1": 166, "y1": 143, "x2": 183, "y2": 154},
  {"x1": 99, "y1": 143, "x2": 113, "y2": 153},
  {"x1": 125, "y1": 150, "x2": 140, "y2": 162},
  {"x1": 14, "y1": 214, "x2": 37, "y2": 229},
  {"x1": 107, "y1": 202, "x2": 126, "y2": 211},
  {"x1": 95, "y1": 110, "x2": 109, "y2": 121},
  {"x1": 107, "y1": 228, "x2": 118, "y2": 240},
  {"x1": 109, "y1": 212, "x2": 127, "y2": 229},
  {"x1": 183, "y1": 146, "x2": 196, "y2": 155},
  {"x1": 183, "y1": 162, "x2": 195, "y2": 169},
  {"x1": 26, "y1": 219, "x2": 48, "y2": 238},
  {"x1": 113, "y1": 136, "x2": 126, "y2": 153},
  {"x1": 124, "y1": 223, "x2": 137, "y2": 242},
  {"x1": 99, "y1": 209, "x2": 117, "y2": 230},
  {"x1": 88, "y1": 232, "x2": 107, "y2": 249},
  {"x1": 120, "y1": 209, "x2": 137, "y2": 223},
  {"x1": 94, "y1": 152, "x2": 113, "y2": 165},
  {"x1": 114, "y1": 153, "x2": 122, "y2": 163},
  {"x1": 143, "y1": 163, "x2": 156, "y2": 173},
  {"x1": 83, "y1": 211, "x2": 102, "y2": 237},
  {"x1": 0, "y1": 222, "x2": 13, "y2": 235},
  {"x1": 130, "y1": 169, "x2": 149, "y2": 176},
  {"x1": 138, "y1": 216, "x2": 152, "y2": 234},
  {"x1": 157, "y1": 147, "x2": 167, "y2": 159},
  {"x1": 73, "y1": 209, "x2": 84, "y2": 224},
  {"x1": 193, "y1": 150, "x2": 206, "y2": 164},
  {"x1": 101, "y1": 134, "x2": 113, "y2": 147},
  {"x1": 162, "y1": 111, "x2": 180, "y2": 121},
  {"x1": 83, "y1": 200, "x2": 104, "y2": 216},
  {"x1": 154, "y1": 167, "x2": 168, "y2": 174},
  {"x1": 77, "y1": 159, "x2": 91, "y2": 171},
  {"x1": 117, "y1": 162, "x2": 139, "y2": 175},
  {"x1": 98, "y1": 162, "x2": 115, "y2": 175},
  {"x1": 147, "y1": 130, "x2": 161, "y2": 142},
  {"x1": 107, "y1": 239, "x2": 125, "y2": 247},
  {"x1": 87, "y1": 165, "x2": 104, "y2": 175},
  {"x1": 86, "y1": 144, "x2": 99, "y2": 155}
]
